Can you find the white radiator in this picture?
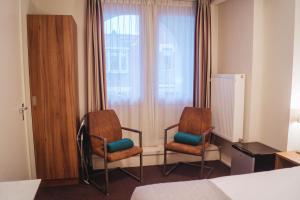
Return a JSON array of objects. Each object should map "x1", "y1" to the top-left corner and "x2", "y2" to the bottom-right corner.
[{"x1": 211, "y1": 74, "x2": 245, "y2": 142}]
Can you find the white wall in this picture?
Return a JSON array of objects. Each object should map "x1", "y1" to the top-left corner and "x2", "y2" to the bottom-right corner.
[
  {"x1": 216, "y1": 0, "x2": 296, "y2": 151},
  {"x1": 21, "y1": 0, "x2": 37, "y2": 179},
  {"x1": 288, "y1": 0, "x2": 300, "y2": 151},
  {"x1": 0, "y1": 0, "x2": 30, "y2": 180},
  {"x1": 217, "y1": 0, "x2": 255, "y2": 142},
  {"x1": 247, "y1": 0, "x2": 264, "y2": 146},
  {"x1": 258, "y1": 0, "x2": 295, "y2": 150}
]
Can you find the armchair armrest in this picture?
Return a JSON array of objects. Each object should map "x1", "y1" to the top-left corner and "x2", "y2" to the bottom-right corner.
[
  {"x1": 201, "y1": 127, "x2": 215, "y2": 147},
  {"x1": 90, "y1": 134, "x2": 108, "y2": 159},
  {"x1": 202, "y1": 127, "x2": 214, "y2": 137},
  {"x1": 121, "y1": 127, "x2": 142, "y2": 148},
  {"x1": 165, "y1": 123, "x2": 179, "y2": 132},
  {"x1": 164, "y1": 123, "x2": 179, "y2": 146},
  {"x1": 121, "y1": 127, "x2": 142, "y2": 134}
]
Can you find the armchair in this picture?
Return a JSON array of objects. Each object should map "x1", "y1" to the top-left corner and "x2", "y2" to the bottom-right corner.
[
  {"x1": 163, "y1": 107, "x2": 214, "y2": 178},
  {"x1": 79, "y1": 110, "x2": 143, "y2": 195}
]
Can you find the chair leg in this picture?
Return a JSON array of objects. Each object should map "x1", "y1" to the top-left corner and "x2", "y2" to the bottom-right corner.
[
  {"x1": 140, "y1": 153, "x2": 143, "y2": 183},
  {"x1": 201, "y1": 150, "x2": 205, "y2": 178},
  {"x1": 118, "y1": 154, "x2": 143, "y2": 182},
  {"x1": 219, "y1": 146, "x2": 222, "y2": 161},
  {"x1": 163, "y1": 149, "x2": 167, "y2": 176},
  {"x1": 163, "y1": 150, "x2": 180, "y2": 176},
  {"x1": 104, "y1": 159, "x2": 109, "y2": 196}
]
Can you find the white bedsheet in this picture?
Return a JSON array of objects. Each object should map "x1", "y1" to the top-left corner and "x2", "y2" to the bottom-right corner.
[
  {"x1": 131, "y1": 179, "x2": 230, "y2": 200},
  {"x1": 211, "y1": 166, "x2": 300, "y2": 200},
  {"x1": 131, "y1": 167, "x2": 300, "y2": 200},
  {"x1": 0, "y1": 179, "x2": 41, "y2": 200}
]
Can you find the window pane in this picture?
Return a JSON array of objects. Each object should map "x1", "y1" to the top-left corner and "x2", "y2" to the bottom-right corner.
[
  {"x1": 156, "y1": 13, "x2": 195, "y2": 102},
  {"x1": 104, "y1": 14, "x2": 140, "y2": 103}
]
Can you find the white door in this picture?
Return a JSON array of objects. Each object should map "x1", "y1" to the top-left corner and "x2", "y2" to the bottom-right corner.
[{"x1": 0, "y1": 0, "x2": 30, "y2": 181}]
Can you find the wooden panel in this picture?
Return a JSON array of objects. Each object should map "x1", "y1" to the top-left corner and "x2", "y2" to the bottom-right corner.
[
  {"x1": 275, "y1": 152, "x2": 300, "y2": 169},
  {"x1": 27, "y1": 15, "x2": 79, "y2": 181}
]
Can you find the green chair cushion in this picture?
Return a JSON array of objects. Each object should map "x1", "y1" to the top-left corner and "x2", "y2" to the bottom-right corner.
[
  {"x1": 107, "y1": 138, "x2": 134, "y2": 153},
  {"x1": 174, "y1": 132, "x2": 202, "y2": 146}
]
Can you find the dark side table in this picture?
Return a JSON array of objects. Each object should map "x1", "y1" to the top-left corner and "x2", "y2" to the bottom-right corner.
[{"x1": 231, "y1": 142, "x2": 279, "y2": 175}]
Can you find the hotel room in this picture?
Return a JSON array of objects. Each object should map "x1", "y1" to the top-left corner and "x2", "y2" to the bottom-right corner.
[{"x1": 1, "y1": 0, "x2": 300, "y2": 199}]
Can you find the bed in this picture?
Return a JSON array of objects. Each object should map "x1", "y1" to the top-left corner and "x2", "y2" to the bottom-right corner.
[
  {"x1": 0, "y1": 179, "x2": 41, "y2": 200},
  {"x1": 131, "y1": 166, "x2": 300, "y2": 200}
]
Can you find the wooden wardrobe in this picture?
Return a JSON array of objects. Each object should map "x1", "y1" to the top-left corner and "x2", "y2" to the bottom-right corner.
[{"x1": 27, "y1": 15, "x2": 79, "y2": 184}]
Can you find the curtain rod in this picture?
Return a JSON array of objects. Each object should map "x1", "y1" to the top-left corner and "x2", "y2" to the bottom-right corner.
[
  {"x1": 101, "y1": 0, "x2": 218, "y2": 4},
  {"x1": 102, "y1": 0, "x2": 200, "y2": 3}
]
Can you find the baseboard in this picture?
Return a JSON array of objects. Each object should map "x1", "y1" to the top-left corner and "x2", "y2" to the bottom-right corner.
[{"x1": 93, "y1": 144, "x2": 221, "y2": 169}]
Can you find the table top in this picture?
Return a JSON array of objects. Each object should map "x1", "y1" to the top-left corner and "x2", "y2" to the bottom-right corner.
[
  {"x1": 276, "y1": 152, "x2": 300, "y2": 165},
  {"x1": 232, "y1": 142, "x2": 278, "y2": 156},
  {"x1": 0, "y1": 179, "x2": 41, "y2": 200}
]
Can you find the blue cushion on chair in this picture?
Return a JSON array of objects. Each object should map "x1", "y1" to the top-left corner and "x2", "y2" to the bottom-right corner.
[
  {"x1": 107, "y1": 138, "x2": 134, "y2": 153},
  {"x1": 174, "y1": 132, "x2": 202, "y2": 146}
]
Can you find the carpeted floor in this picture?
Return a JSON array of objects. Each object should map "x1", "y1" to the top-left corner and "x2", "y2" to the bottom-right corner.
[{"x1": 35, "y1": 161, "x2": 230, "y2": 200}]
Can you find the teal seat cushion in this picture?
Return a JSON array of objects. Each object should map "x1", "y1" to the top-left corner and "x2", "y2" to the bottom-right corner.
[
  {"x1": 107, "y1": 138, "x2": 134, "y2": 153},
  {"x1": 174, "y1": 132, "x2": 202, "y2": 146}
]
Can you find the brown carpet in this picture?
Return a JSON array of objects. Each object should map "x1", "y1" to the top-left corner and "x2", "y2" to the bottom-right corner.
[{"x1": 35, "y1": 161, "x2": 230, "y2": 200}]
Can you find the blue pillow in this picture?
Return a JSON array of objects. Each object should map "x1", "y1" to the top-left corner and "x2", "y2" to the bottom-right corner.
[
  {"x1": 174, "y1": 132, "x2": 202, "y2": 146},
  {"x1": 107, "y1": 138, "x2": 134, "y2": 153}
]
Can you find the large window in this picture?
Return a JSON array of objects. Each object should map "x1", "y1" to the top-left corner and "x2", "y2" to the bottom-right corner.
[{"x1": 103, "y1": 1, "x2": 196, "y2": 146}]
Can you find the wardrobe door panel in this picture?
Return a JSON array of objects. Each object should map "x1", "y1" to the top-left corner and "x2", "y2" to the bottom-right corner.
[{"x1": 27, "y1": 15, "x2": 78, "y2": 181}]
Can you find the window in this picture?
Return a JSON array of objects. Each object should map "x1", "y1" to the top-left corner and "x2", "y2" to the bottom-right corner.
[{"x1": 103, "y1": 1, "x2": 196, "y2": 146}]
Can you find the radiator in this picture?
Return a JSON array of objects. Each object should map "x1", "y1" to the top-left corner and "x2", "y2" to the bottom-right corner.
[{"x1": 211, "y1": 74, "x2": 245, "y2": 142}]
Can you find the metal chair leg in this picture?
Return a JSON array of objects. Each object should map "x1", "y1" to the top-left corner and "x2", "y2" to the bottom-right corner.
[
  {"x1": 163, "y1": 150, "x2": 182, "y2": 176},
  {"x1": 162, "y1": 151, "x2": 214, "y2": 178},
  {"x1": 163, "y1": 149, "x2": 168, "y2": 176},
  {"x1": 201, "y1": 150, "x2": 205, "y2": 178},
  {"x1": 140, "y1": 153, "x2": 143, "y2": 183},
  {"x1": 165, "y1": 163, "x2": 181, "y2": 176},
  {"x1": 118, "y1": 154, "x2": 143, "y2": 182},
  {"x1": 104, "y1": 159, "x2": 109, "y2": 196}
]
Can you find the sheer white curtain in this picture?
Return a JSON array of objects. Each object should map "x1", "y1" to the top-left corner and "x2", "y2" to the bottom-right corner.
[
  {"x1": 103, "y1": 0, "x2": 196, "y2": 146},
  {"x1": 154, "y1": 1, "x2": 195, "y2": 144}
]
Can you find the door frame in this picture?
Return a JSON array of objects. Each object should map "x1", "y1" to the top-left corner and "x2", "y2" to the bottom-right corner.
[{"x1": 19, "y1": 0, "x2": 36, "y2": 179}]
